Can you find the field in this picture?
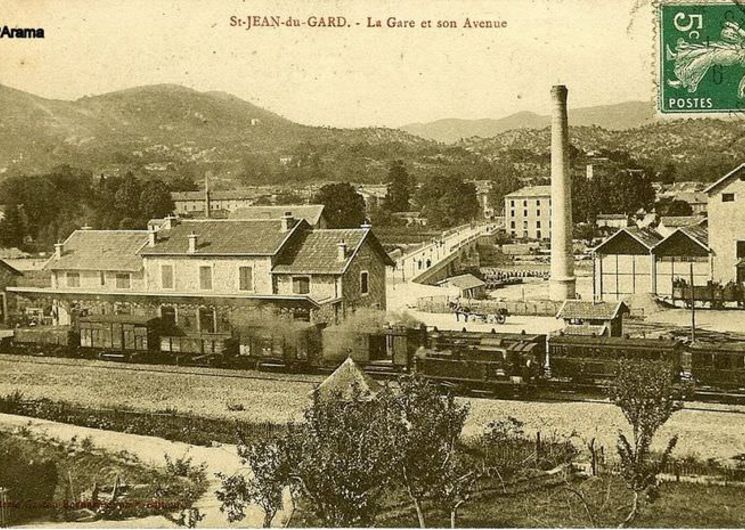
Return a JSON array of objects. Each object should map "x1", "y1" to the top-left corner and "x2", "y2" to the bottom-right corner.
[
  {"x1": 379, "y1": 478, "x2": 745, "y2": 528},
  {"x1": 3, "y1": 354, "x2": 745, "y2": 462}
]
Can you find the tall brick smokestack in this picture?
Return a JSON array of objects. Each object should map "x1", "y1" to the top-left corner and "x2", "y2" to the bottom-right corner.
[{"x1": 549, "y1": 85, "x2": 576, "y2": 301}]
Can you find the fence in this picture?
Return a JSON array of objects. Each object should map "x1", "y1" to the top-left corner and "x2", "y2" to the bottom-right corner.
[{"x1": 417, "y1": 295, "x2": 564, "y2": 317}]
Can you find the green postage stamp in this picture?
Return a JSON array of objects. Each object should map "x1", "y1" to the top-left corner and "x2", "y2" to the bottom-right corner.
[{"x1": 660, "y1": 1, "x2": 745, "y2": 113}]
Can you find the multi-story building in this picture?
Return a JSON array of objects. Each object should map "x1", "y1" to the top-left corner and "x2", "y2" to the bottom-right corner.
[
  {"x1": 705, "y1": 163, "x2": 745, "y2": 284},
  {"x1": 503, "y1": 185, "x2": 551, "y2": 240},
  {"x1": 9, "y1": 215, "x2": 393, "y2": 331}
]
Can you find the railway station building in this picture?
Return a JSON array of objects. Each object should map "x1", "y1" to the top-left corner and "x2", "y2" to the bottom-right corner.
[
  {"x1": 7, "y1": 215, "x2": 393, "y2": 331},
  {"x1": 592, "y1": 163, "x2": 745, "y2": 301}
]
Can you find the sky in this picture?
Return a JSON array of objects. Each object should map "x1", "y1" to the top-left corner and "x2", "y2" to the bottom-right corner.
[{"x1": 1, "y1": 0, "x2": 655, "y2": 128}]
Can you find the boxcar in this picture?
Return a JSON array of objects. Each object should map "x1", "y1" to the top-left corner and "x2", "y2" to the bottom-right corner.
[
  {"x1": 320, "y1": 326, "x2": 421, "y2": 371},
  {"x1": 78, "y1": 314, "x2": 160, "y2": 360},
  {"x1": 234, "y1": 323, "x2": 323, "y2": 370},
  {"x1": 159, "y1": 332, "x2": 238, "y2": 366},
  {"x1": 11, "y1": 326, "x2": 78, "y2": 355},
  {"x1": 689, "y1": 341, "x2": 745, "y2": 390},
  {"x1": 547, "y1": 334, "x2": 685, "y2": 383}
]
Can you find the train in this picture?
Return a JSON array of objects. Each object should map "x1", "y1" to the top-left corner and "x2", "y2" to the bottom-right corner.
[{"x1": 2, "y1": 312, "x2": 745, "y2": 396}]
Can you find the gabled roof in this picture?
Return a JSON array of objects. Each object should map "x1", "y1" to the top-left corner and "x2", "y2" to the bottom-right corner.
[
  {"x1": 438, "y1": 273, "x2": 486, "y2": 290},
  {"x1": 592, "y1": 227, "x2": 663, "y2": 254},
  {"x1": 596, "y1": 213, "x2": 628, "y2": 220},
  {"x1": 652, "y1": 225, "x2": 710, "y2": 256},
  {"x1": 704, "y1": 163, "x2": 745, "y2": 195},
  {"x1": 140, "y1": 219, "x2": 306, "y2": 256},
  {"x1": 45, "y1": 230, "x2": 149, "y2": 272},
  {"x1": 557, "y1": 300, "x2": 630, "y2": 321},
  {"x1": 314, "y1": 357, "x2": 382, "y2": 401},
  {"x1": 505, "y1": 185, "x2": 552, "y2": 199},
  {"x1": 0, "y1": 259, "x2": 21, "y2": 276},
  {"x1": 229, "y1": 204, "x2": 326, "y2": 226},
  {"x1": 272, "y1": 227, "x2": 394, "y2": 275}
]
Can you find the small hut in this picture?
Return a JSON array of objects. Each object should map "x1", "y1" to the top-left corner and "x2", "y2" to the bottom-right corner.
[
  {"x1": 314, "y1": 357, "x2": 382, "y2": 401},
  {"x1": 556, "y1": 300, "x2": 630, "y2": 337}
]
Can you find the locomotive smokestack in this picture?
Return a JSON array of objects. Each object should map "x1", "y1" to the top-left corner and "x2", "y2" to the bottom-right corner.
[{"x1": 549, "y1": 85, "x2": 576, "y2": 301}]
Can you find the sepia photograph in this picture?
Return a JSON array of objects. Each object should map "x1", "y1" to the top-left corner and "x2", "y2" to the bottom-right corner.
[{"x1": 2, "y1": 0, "x2": 745, "y2": 527}]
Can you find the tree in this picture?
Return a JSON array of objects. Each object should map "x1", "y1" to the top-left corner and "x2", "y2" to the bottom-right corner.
[
  {"x1": 661, "y1": 199, "x2": 693, "y2": 217},
  {"x1": 0, "y1": 204, "x2": 25, "y2": 248},
  {"x1": 312, "y1": 183, "x2": 366, "y2": 228},
  {"x1": 284, "y1": 387, "x2": 401, "y2": 526},
  {"x1": 216, "y1": 439, "x2": 289, "y2": 527},
  {"x1": 659, "y1": 163, "x2": 677, "y2": 185},
  {"x1": 219, "y1": 385, "x2": 401, "y2": 527},
  {"x1": 139, "y1": 179, "x2": 175, "y2": 220},
  {"x1": 383, "y1": 160, "x2": 412, "y2": 212},
  {"x1": 417, "y1": 174, "x2": 480, "y2": 229},
  {"x1": 608, "y1": 359, "x2": 687, "y2": 527},
  {"x1": 114, "y1": 172, "x2": 143, "y2": 218},
  {"x1": 389, "y1": 375, "x2": 470, "y2": 528}
]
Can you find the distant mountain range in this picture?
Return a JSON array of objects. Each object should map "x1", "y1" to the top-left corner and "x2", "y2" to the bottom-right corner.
[
  {"x1": 0, "y1": 83, "x2": 742, "y2": 186},
  {"x1": 0, "y1": 83, "x2": 427, "y2": 177},
  {"x1": 399, "y1": 101, "x2": 656, "y2": 143}
]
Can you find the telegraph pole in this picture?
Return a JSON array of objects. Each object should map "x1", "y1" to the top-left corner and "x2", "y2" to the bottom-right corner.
[{"x1": 690, "y1": 261, "x2": 696, "y2": 343}]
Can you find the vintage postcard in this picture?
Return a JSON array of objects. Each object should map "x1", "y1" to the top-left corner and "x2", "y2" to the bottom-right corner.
[{"x1": 2, "y1": 0, "x2": 745, "y2": 528}]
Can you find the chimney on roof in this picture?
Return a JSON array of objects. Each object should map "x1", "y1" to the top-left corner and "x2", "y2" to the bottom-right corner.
[
  {"x1": 54, "y1": 241, "x2": 63, "y2": 260},
  {"x1": 187, "y1": 232, "x2": 198, "y2": 254},
  {"x1": 337, "y1": 240, "x2": 348, "y2": 261},
  {"x1": 281, "y1": 211, "x2": 295, "y2": 232},
  {"x1": 148, "y1": 226, "x2": 158, "y2": 247},
  {"x1": 163, "y1": 215, "x2": 178, "y2": 230},
  {"x1": 586, "y1": 164, "x2": 594, "y2": 181}
]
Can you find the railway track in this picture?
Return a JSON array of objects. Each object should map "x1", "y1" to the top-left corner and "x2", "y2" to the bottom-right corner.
[
  {"x1": 0, "y1": 352, "x2": 323, "y2": 386},
  {"x1": 2, "y1": 352, "x2": 745, "y2": 412}
]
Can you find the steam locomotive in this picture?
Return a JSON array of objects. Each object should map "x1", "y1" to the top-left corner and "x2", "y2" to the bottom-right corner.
[{"x1": 3, "y1": 313, "x2": 745, "y2": 396}]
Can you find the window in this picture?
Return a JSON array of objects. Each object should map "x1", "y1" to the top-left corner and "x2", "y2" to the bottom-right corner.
[
  {"x1": 536, "y1": 221, "x2": 541, "y2": 228},
  {"x1": 738, "y1": 241, "x2": 745, "y2": 259},
  {"x1": 537, "y1": 210, "x2": 541, "y2": 217},
  {"x1": 100, "y1": 271, "x2": 106, "y2": 286},
  {"x1": 510, "y1": 221, "x2": 515, "y2": 229},
  {"x1": 523, "y1": 200, "x2": 527, "y2": 207},
  {"x1": 115, "y1": 273, "x2": 131, "y2": 289},
  {"x1": 239, "y1": 266, "x2": 253, "y2": 291},
  {"x1": 523, "y1": 209, "x2": 528, "y2": 217},
  {"x1": 292, "y1": 276, "x2": 310, "y2": 294},
  {"x1": 360, "y1": 271, "x2": 369, "y2": 295},
  {"x1": 510, "y1": 210, "x2": 515, "y2": 217},
  {"x1": 723, "y1": 193, "x2": 736, "y2": 202},
  {"x1": 536, "y1": 200, "x2": 541, "y2": 206},
  {"x1": 510, "y1": 200, "x2": 515, "y2": 207},
  {"x1": 523, "y1": 220, "x2": 528, "y2": 229},
  {"x1": 199, "y1": 266, "x2": 213, "y2": 290},
  {"x1": 160, "y1": 305, "x2": 176, "y2": 327},
  {"x1": 536, "y1": 230, "x2": 542, "y2": 239},
  {"x1": 66, "y1": 272, "x2": 80, "y2": 288},
  {"x1": 198, "y1": 307, "x2": 216, "y2": 334},
  {"x1": 161, "y1": 264, "x2": 174, "y2": 289}
]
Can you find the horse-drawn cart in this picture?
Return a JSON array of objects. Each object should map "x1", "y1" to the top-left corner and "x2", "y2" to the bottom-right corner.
[{"x1": 449, "y1": 301, "x2": 509, "y2": 324}]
